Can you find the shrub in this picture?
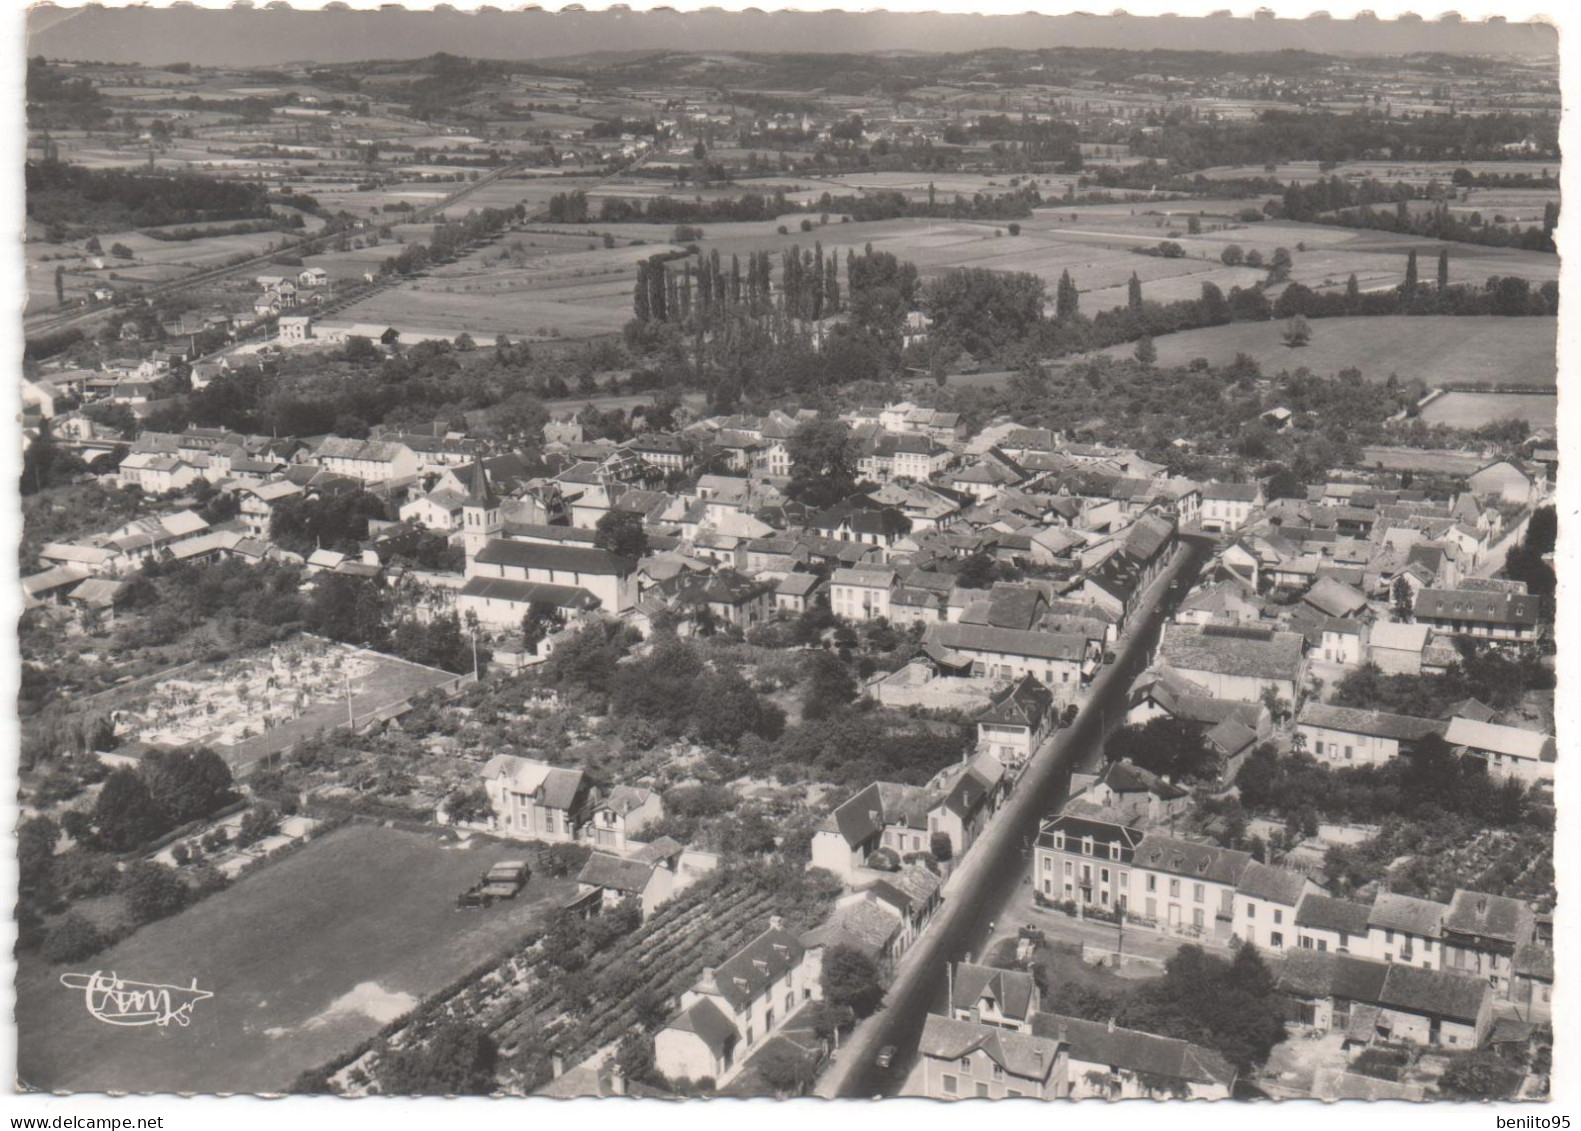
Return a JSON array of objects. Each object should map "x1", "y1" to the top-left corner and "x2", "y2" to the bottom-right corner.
[{"x1": 42, "y1": 912, "x2": 107, "y2": 964}]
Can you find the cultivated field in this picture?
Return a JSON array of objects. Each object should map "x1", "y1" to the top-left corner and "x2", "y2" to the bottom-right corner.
[
  {"x1": 15, "y1": 825, "x2": 571, "y2": 1095},
  {"x1": 1092, "y1": 315, "x2": 1557, "y2": 388}
]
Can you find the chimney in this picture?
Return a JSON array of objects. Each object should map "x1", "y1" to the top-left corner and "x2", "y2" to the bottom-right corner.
[
  {"x1": 1058, "y1": 1022, "x2": 1069, "y2": 1043},
  {"x1": 609, "y1": 1063, "x2": 626, "y2": 1097},
  {"x1": 1107, "y1": 1016, "x2": 1117, "y2": 1034},
  {"x1": 769, "y1": 915, "x2": 784, "y2": 931},
  {"x1": 551, "y1": 1052, "x2": 565, "y2": 1079}
]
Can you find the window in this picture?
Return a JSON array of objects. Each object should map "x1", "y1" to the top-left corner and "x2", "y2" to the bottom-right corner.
[
  {"x1": 1042, "y1": 857, "x2": 1052, "y2": 872},
  {"x1": 1273, "y1": 909, "x2": 1283, "y2": 925},
  {"x1": 1082, "y1": 838, "x2": 1093, "y2": 856},
  {"x1": 993, "y1": 1065, "x2": 1005, "y2": 1082},
  {"x1": 1385, "y1": 929, "x2": 1395, "y2": 944},
  {"x1": 1271, "y1": 932, "x2": 1284, "y2": 948},
  {"x1": 942, "y1": 1075, "x2": 958, "y2": 1096},
  {"x1": 1247, "y1": 903, "x2": 1256, "y2": 919},
  {"x1": 1193, "y1": 883, "x2": 1205, "y2": 904},
  {"x1": 960, "y1": 1058, "x2": 971, "y2": 1072},
  {"x1": 1100, "y1": 868, "x2": 1110, "y2": 884},
  {"x1": 1110, "y1": 843, "x2": 1121, "y2": 861},
  {"x1": 1064, "y1": 861, "x2": 1073, "y2": 877},
  {"x1": 1119, "y1": 872, "x2": 1128, "y2": 889},
  {"x1": 976, "y1": 1083, "x2": 989, "y2": 1098},
  {"x1": 1169, "y1": 879, "x2": 1180, "y2": 898},
  {"x1": 1193, "y1": 908, "x2": 1205, "y2": 929},
  {"x1": 786, "y1": 992, "x2": 794, "y2": 1012},
  {"x1": 1146, "y1": 875, "x2": 1157, "y2": 893},
  {"x1": 746, "y1": 1026, "x2": 755, "y2": 1047}
]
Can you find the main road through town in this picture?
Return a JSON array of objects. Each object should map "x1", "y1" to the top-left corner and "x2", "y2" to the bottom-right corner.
[{"x1": 819, "y1": 531, "x2": 1217, "y2": 1098}]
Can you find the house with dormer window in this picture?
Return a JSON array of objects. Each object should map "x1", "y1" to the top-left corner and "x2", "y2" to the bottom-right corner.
[{"x1": 654, "y1": 917, "x2": 822, "y2": 1085}]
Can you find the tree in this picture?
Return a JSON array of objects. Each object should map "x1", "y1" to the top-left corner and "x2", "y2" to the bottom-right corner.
[
  {"x1": 921, "y1": 267, "x2": 1045, "y2": 358},
  {"x1": 1269, "y1": 246, "x2": 1292, "y2": 281},
  {"x1": 594, "y1": 509, "x2": 649, "y2": 560},
  {"x1": 802, "y1": 651, "x2": 857, "y2": 721},
  {"x1": 237, "y1": 803, "x2": 282, "y2": 847},
  {"x1": 110, "y1": 242, "x2": 133, "y2": 259},
  {"x1": 54, "y1": 264, "x2": 65, "y2": 305},
  {"x1": 90, "y1": 767, "x2": 166, "y2": 851},
  {"x1": 18, "y1": 815, "x2": 60, "y2": 900},
  {"x1": 1220, "y1": 244, "x2": 1244, "y2": 266},
  {"x1": 379, "y1": 1021, "x2": 499, "y2": 1095},
  {"x1": 1439, "y1": 1052, "x2": 1522, "y2": 1099},
  {"x1": 1133, "y1": 335, "x2": 1157, "y2": 366},
  {"x1": 139, "y1": 746, "x2": 236, "y2": 826},
  {"x1": 1264, "y1": 465, "x2": 1306, "y2": 501},
  {"x1": 1104, "y1": 716, "x2": 1218, "y2": 783},
  {"x1": 1345, "y1": 273, "x2": 1361, "y2": 308},
  {"x1": 1282, "y1": 315, "x2": 1311, "y2": 347},
  {"x1": 821, "y1": 943, "x2": 883, "y2": 1017},
  {"x1": 754, "y1": 1041, "x2": 819, "y2": 1096},
  {"x1": 1391, "y1": 576, "x2": 1415, "y2": 622},
  {"x1": 1055, "y1": 269, "x2": 1080, "y2": 318},
  {"x1": 121, "y1": 861, "x2": 190, "y2": 925},
  {"x1": 1402, "y1": 249, "x2": 1419, "y2": 296},
  {"x1": 1127, "y1": 272, "x2": 1143, "y2": 309},
  {"x1": 786, "y1": 419, "x2": 858, "y2": 508},
  {"x1": 444, "y1": 784, "x2": 493, "y2": 824},
  {"x1": 1437, "y1": 247, "x2": 1450, "y2": 292},
  {"x1": 929, "y1": 831, "x2": 954, "y2": 862}
]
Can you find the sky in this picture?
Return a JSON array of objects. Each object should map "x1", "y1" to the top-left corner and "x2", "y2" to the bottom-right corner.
[{"x1": 24, "y1": 7, "x2": 1559, "y2": 68}]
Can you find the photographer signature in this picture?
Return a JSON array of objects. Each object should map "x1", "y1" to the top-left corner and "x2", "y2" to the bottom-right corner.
[{"x1": 59, "y1": 971, "x2": 213, "y2": 1028}]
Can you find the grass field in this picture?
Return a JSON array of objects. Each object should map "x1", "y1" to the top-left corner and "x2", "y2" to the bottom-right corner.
[
  {"x1": 1359, "y1": 447, "x2": 1489, "y2": 475},
  {"x1": 16, "y1": 825, "x2": 570, "y2": 1095},
  {"x1": 1092, "y1": 315, "x2": 1556, "y2": 388},
  {"x1": 1420, "y1": 391, "x2": 1557, "y2": 429}
]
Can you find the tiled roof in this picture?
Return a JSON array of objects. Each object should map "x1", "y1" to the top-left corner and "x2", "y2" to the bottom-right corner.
[
  {"x1": 976, "y1": 674, "x2": 1054, "y2": 729},
  {"x1": 920, "y1": 1015, "x2": 1061, "y2": 1082},
  {"x1": 475, "y1": 539, "x2": 634, "y2": 576},
  {"x1": 1236, "y1": 861, "x2": 1312, "y2": 906},
  {"x1": 1367, "y1": 892, "x2": 1447, "y2": 937},
  {"x1": 952, "y1": 962, "x2": 1037, "y2": 1021},
  {"x1": 702, "y1": 924, "x2": 805, "y2": 1013},
  {"x1": 1131, "y1": 833, "x2": 1252, "y2": 886},
  {"x1": 1444, "y1": 890, "x2": 1534, "y2": 945},
  {"x1": 665, "y1": 997, "x2": 738, "y2": 1056},
  {"x1": 576, "y1": 851, "x2": 656, "y2": 893},
  {"x1": 1033, "y1": 1014, "x2": 1235, "y2": 1087},
  {"x1": 1297, "y1": 703, "x2": 1442, "y2": 743},
  {"x1": 1378, "y1": 962, "x2": 1489, "y2": 1024},
  {"x1": 926, "y1": 622, "x2": 1086, "y2": 663},
  {"x1": 1296, "y1": 893, "x2": 1373, "y2": 936},
  {"x1": 1414, "y1": 588, "x2": 1539, "y2": 627},
  {"x1": 798, "y1": 897, "x2": 901, "y2": 959},
  {"x1": 1158, "y1": 623, "x2": 1305, "y2": 681}
]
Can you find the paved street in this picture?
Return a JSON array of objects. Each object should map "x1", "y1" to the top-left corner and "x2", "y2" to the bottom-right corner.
[{"x1": 817, "y1": 534, "x2": 1214, "y2": 1098}]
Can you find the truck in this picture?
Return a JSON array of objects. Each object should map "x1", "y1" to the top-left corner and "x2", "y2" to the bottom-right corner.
[{"x1": 456, "y1": 860, "x2": 530, "y2": 909}]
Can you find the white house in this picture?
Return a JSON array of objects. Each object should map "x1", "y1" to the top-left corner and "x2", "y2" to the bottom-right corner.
[{"x1": 1296, "y1": 703, "x2": 1443, "y2": 767}]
